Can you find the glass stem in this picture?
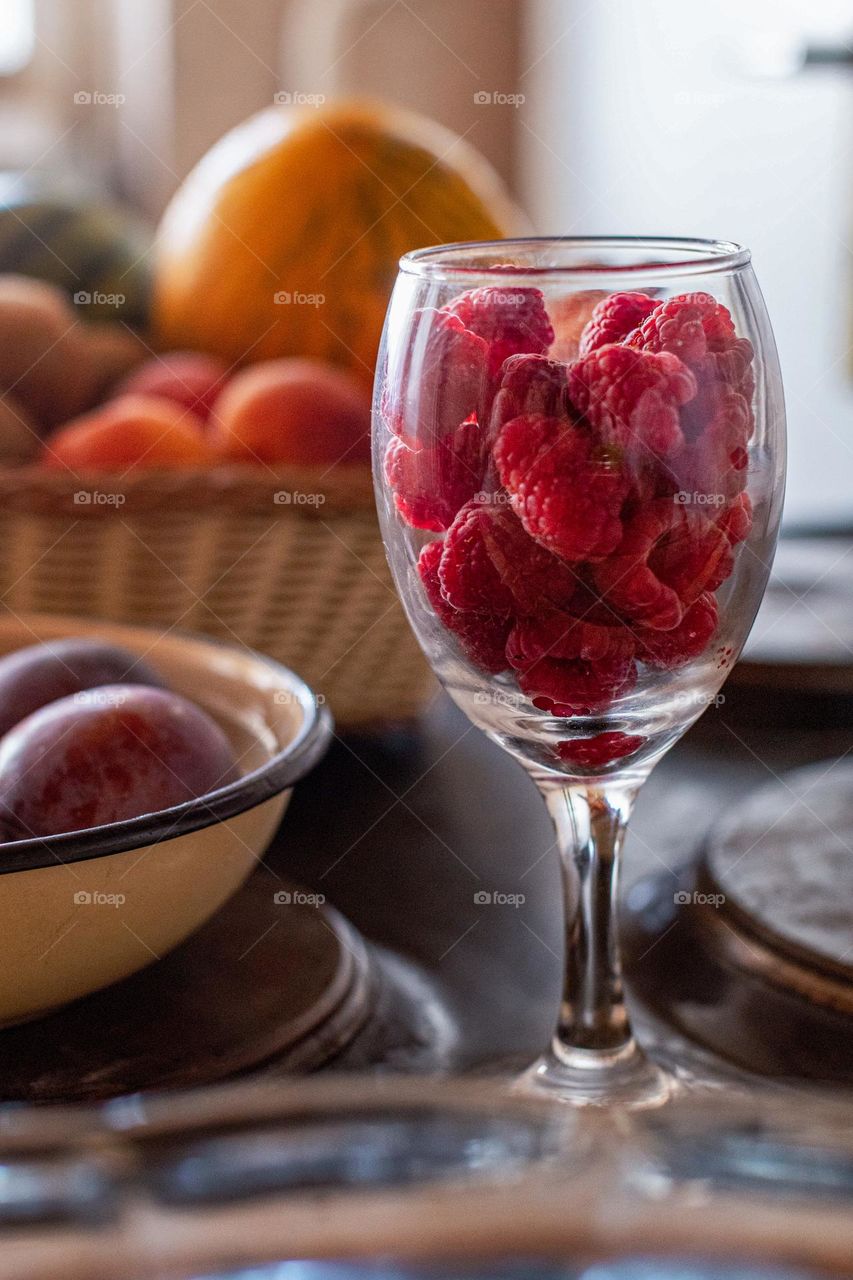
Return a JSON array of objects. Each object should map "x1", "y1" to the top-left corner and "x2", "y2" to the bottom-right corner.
[{"x1": 545, "y1": 783, "x2": 638, "y2": 1060}]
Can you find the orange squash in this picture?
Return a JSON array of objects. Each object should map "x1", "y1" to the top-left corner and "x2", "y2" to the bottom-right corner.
[{"x1": 152, "y1": 100, "x2": 527, "y2": 390}]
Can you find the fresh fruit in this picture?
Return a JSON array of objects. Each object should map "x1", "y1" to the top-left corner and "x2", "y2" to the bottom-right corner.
[
  {"x1": 0, "y1": 638, "x2": 164, "y2": 739},
  {"x1": 0, "y1": 275, "x2": 95, "y2": 428},
  {"x1": 0, "y1": 393, "x2": 39, "y2": 463},
  {"x1": 214, "y1": 357, "x2": 370, "y2": 465},
  {"x1": 635, "y1": 594, "x2": 718, "y2": 669},
  {"x1": 578, "y1": 292, "x2": 659, "y2": 356},
  {"x1": 555, "y1": 733, "x2": 646, "y2": 767},
  {"x1": 0, "y1": 685, "x2": 238, "y2": 837},
  {"x1": 439, "y1": 498, "x2": 577, "y2": 615},
  {"x1": 494, "y1": 413, "x2": 629, "y2": 562},
  {"x1": 418, "y1": 540, "x2": 510, "y2": 674},
  {"x1": 383, "y1": 310, "x2": 488, "y2": 443},
  {"x1": 385, "y1": 424, "x2": 484, "y2": 532},
  {"x1": 153, "y1": 100, "x2": 526, "y2": 388},
  {"x1": 43, "y1": 394, "x2": 214, "y2": 472},
  {"x1": 568, "y1": 344, "x2": 697, "y2": 457},
  {"x1": 396, "y1": 286, "x2": 757, "y2": 747},
  {"x1": 626, "y1": 292, "x2": 735, "y2": 362},
  {"x1": 0, "y1": 179, "x2": 151, "y2": 326},
  {"x1": 445, "y1": 286, "x2": 554, "y2": 379},
  {"x1": 117, "y1": 351, "x2": 230, "y2": 422},
  {"x1": 513, "y1": 652, "x2": 637, "y2": 717}
]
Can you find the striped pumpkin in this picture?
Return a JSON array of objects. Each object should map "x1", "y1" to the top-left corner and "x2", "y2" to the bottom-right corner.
[
  {"x1": 0, "y1": 177, "x2": 151, "y2": 326},
  {"x1": 152, "y1": 100, "x2": 527, "y2": 390}
]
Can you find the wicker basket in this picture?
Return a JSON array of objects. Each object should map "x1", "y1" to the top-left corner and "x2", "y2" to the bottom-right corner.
[{"x1": 0, "y1": 465, "x2": 435, "y2": 727}]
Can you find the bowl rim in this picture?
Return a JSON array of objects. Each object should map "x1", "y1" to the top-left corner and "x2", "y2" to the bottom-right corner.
[{"x1": 0, "y1": 627, "x2": 334, "y2": 876}]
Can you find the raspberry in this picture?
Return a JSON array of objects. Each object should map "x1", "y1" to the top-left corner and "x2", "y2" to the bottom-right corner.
[
  {"x1": 445, "y1": 286, "x2": 554, "y2": 378},
  {"x1": 498, "y1": 353, "x2": 571, "y2": 419},
  {"x1": 649, "y1": 504, "x2": 735, "y2": 604},
  {"x1": 627, "y1": 293, "x2": 735, "y2": 363},
  {"x1": 569, "y1": 344, "x2": 697, "y2": 458},
  {"x1": 578, "y1": 292, "x2": 659, "y2": 356},
  {"x1": 718, "y1": 492, "x2": 752, "y2": 545},
  {"x1": 669, "y1": 391, "x2": 752, "y2": 502},
  {"x1": 478, "y1": 501, "x2": 579, "y2": 613},
  {"x1": 438, "y1": 501, "x2": 515, "y2": 615},
  {"x1": 418, "y1": 541, "x2": 510, "y2": 674},
  {"x1": 494, "y1": 414, "x2": 629, "y2": 562},
  {"x1": 507, "y1": 608, "x2": 635, "y2": 666},
  {"x1": 385, "y1": 419, "x2": 484, "y2": 531},
  {"x1": 439, "y1": 498, "x2": 578, "y2": 615},
  {"x1": 383, "y1": 309, "x2": 488, "y2": 442},
  {"x1": 702, "y1": 337, "x2": 755, "y2": 389},
  {"x1": 636, "y1": 593, "x2": 718, "y2": 669},
  {"x1": 592, "y1": 500, "x2": 693, "y2": 630},
  {"x1": 555, "y1": 732, "x2": 646, "y2": 768},
  {"x1": 516, "y1": 652, "x2": 637, "y2": 717}
]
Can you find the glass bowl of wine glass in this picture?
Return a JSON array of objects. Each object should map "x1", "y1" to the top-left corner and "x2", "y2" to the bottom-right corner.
[{"x1": 373, "y1": 237, "x2": 786, "y2": 1108}]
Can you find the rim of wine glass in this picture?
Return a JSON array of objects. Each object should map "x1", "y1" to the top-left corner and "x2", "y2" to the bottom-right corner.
[{"x1": 400, "y1": 235, "x2": 752, "y2": 282}]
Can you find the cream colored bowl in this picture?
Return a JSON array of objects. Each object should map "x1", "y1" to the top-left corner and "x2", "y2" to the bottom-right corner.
[{"x1": 0, "y1": 614, "x2": 331, "y2": 1025}]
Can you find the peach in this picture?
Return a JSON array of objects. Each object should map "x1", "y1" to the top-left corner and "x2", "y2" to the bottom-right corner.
[
  {"x1": 117, "y1": 351, "x2": 230, "y2": 421},
  {"x1": 42, "y1": 394, "x2": 215, "y2": 472},
  {"x1": 213, "y1": 358, "x2": 371, "y2": 466}
]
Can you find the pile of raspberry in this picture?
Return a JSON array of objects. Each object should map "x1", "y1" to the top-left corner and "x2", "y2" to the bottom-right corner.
[{"x1": 382, "y1": 287, "x2": 754, "y2": 769}]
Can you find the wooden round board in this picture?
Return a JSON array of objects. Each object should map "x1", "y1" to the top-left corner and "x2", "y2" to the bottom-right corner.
[
  {"x1": 623, "y1": 762, "x2": 853, "y2": 1083},
  {"x1": 0, "y1": 871, "x2": 374, "y2": 1103}
]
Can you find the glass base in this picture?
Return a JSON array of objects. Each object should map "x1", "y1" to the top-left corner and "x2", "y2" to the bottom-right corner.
[{"x1": 514, "y1": 1038, "x2": 679, "y2": 1110}]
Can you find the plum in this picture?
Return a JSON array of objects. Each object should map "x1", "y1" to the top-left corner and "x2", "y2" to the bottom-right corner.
[
  {"x1": 0, "y1": 638, "x2": 165, "y2": 740},
  {"x1": 0, "y1": 685, "x2": 239, "y2": 837}
]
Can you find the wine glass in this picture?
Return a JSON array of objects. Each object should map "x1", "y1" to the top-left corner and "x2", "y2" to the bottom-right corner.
[{"x1": 372, "y1": 237, "x2": 785, "y2": 1107}]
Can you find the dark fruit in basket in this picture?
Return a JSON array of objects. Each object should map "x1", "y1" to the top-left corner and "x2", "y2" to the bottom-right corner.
[
  {"x1": 42, "y1": 394, "x2": 214, "y2": 471},
  {"x1": 0, "y1": 685, "x2": 239, "y2": 837},
  {"x1": 0, "y1": 275, "x2": 96, "y2": 429},
  {"x1": 0, "y1": 638, "x2": 164, "y2": 739}
]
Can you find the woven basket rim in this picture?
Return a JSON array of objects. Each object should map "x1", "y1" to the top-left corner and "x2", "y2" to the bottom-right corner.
[{"x1": 0, "y1": 461, "x2": 376, "y2": 514}]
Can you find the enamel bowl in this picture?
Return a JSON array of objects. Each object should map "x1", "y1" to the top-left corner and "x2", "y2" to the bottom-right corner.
[{"x1": 0, "y1": 614, "x2": 332, "y2": 1025}]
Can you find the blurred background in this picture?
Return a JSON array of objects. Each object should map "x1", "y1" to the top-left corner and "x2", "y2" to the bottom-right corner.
[{"x1": 0, "y1": 0, "x2": 851, "y2": 525}]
